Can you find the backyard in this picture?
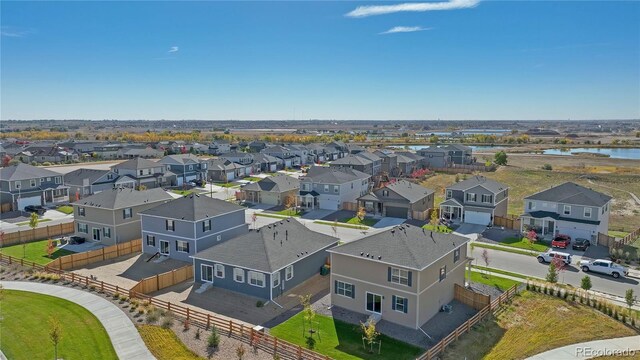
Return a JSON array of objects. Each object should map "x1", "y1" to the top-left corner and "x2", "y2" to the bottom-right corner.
[
  {"x1": 137, "y1": 325, "x2": 202, "y2": 360},
  {"x1": 0, "y1": 239, "x2": 74, "y2": 265},
  {"x1": 270, "y1": 312, "x2": 424, "y2": 360},
  {"x1": 1, "y1": 290, "x2": 117, "y2": 360},
  {"x1": 441, "y1": 291, "x2": 638, "y2": 360}
]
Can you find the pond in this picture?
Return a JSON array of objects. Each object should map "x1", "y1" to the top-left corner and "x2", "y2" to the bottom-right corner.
[
  {"x1": 540, "y1": 148, "x2": 640, "y2": 160},
  {"x1": 389, "y1": 145, "x2": 503, "y2": 151}
]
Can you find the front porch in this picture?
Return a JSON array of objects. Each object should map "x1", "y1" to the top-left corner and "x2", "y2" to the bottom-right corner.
[
  {"x1": 43, "y1": 185, "x2": 70, "y2": 205},
  {"x1": 520, "y1": 215, "x2": 557, "y2": 240},
  {"x1": 439, "y1": 198, "x2": 463, "y2": 224},
  {"x1": 298, "y1": 192, "x2": 319, "y2": 210}
]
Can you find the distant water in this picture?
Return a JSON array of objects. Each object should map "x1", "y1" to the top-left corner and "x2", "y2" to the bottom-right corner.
[
  {"x1": 541, "y1": 148, "x2": 640, "y2": 160},
  {"x1": 416, "y1": 129, "x2": 511, "y2": 136},
  {"x1": 390, "y1": 145, "x2": 502, "y2": 151}
]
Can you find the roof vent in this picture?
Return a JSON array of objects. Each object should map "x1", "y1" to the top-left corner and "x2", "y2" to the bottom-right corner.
[
  {"x1": 360, "y1": 252, "x2": 364, "y2": 256},
  {"x1": 378, "y1": 256, "x2": 382, "y2": 260}
]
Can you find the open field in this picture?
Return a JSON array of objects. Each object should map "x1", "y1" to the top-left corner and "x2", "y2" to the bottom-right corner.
[
  {"x1": 1, "y1": 290, "x2": 117, "y2": 360},
  {"x1": 442, "y1": 291, "x2": 638, "y2": 360},
  {"x1": 0, "y1": 239, "x2": 74, "y2": 265}
]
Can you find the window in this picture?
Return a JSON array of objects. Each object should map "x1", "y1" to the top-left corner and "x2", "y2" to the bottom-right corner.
[
  {"x1": 146, "y1": 235, "x2": 156, "y2": 246},
  {"x1": 139, "y1": 170, "x2": 144, "y2": 176},
  {"x1": 78, "y1": 207, "x2": 86, "y2": 217},
  {"x1": 55, "y1": 177, "x2": 61, "y2": 184},
  {"x1": 272, "y1": 272, "x2": 281, "y2": 288},
  {"x1": 201, "y1": 264, "x2": 213, "y2": 282},
  {"x1": 214, "y1": 264, "x2": 225, "y2": 278},
  {"x1": 439, "y1": 266, "x2": 447, "y2": 282},
  {"x1": 248, "y1": 271, "x2": 265, "y2": 287},
  {"x1": 30, "y1": 179, "x2": 36, "y2": 187},
  {"x1": 234, "y1": 268, "x2": 245, "y2": 283},
  {"x1": 382, "y1": 190, "x2": 389, "y2": 197},
  {"x1": 40, "y1": 178, "x2": 45, "y2": 184},
  {"x1": 285, "y1": 265, "x2": 294, "y2": 280},
  {"x1": 176, "y1": 240, "x2": 189, "y2": 253},
  {"x1": 333, "y1": 185, "x2": 339, "y2": 193},
  {"x1": 446, "y1": 190, "x2": 452, "y2": 199},
  {"x1": 584, "y1": 207, "x2": 592, "y2": 218},
  {"x1": 324, "y1": 185, "x2": 329, "y2": 192},
  {"x1": 302, "y1": 183, "x2": 310, "y2": 191},
  {"x1": 466, "y1": 193, "x2": 477, "y2": 202},
  {"x1": 107, "y1": 173, "x2": 113, "y2": 180},
  {"x1": 563, "y1": 205, "x2": 571, "y2": 215},
  {"x1": 392, "y1": 295, "x2": 407, "y2": 313},
  {"x1": 454, "y1": 248, "x2": 461, "y2": 263},
  {"x1": 188, "y1": 165, "x2": 194, "y2": 171},
  {"x1": 528, "y1": 201, "x2": 534, "y2": 210},
  {"x1": 123, "y1": 208, "x2": 132, "y2": 219},
  {"x1": 77, "y1": 223, "x2": 88, "y2": 233},
  {"x1": 482, "y1": 194, "x2": 493, "y2": 203},
  {"x1": 47, "y1": 177, "x2": 51, "y2": 181},
  {"x1": 390, "y1": 267, "x2": 410, "y2": 286},
  {"x1": 203, "y1": 219, "x2": 211, "y2": 232},
  {"x1": 335, "y1": 280, "x2": 354, "y2": 298},
  {"x1": 166, "y1": 219, "x2": 175, "y2": 231},
  {"x1": 103, "y1": 227, "x2": 111, "y2": 238},
  {"x1": 14, "y1": 181, "x2": 20, "y2": 189}
]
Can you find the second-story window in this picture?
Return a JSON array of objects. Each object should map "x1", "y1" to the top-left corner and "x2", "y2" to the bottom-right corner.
[
  {"x1": 203, "y1": 219, "x2": 211, "y2": 232},
  {"x1": 528, "y1": 201, "x2": 534, "y2": 210},
  {"x1": 55, "y1": 177, "x2": 61, "y2": 184},
  {"x1": 382, "y1": 190, "x2": 389, "y2": 197},
  {"x1": 40, "y1": 178, "x2": 45, "y2": 184},
  {"x1": 166, "y1": 219, "x2": 175, "y2": 231},
  {"x1": 466, "y1": 193, "x2": 477, "y2": 202},
  {"x1": 584, "y1": 207, "x2": 592, "y2": 218},
  {"x1": 14, "y1": 181, "x2": 20, "y2": 189},
  {"x1": 30, "y1": 179, "x2": 36, "y2": 187},
  {"x1": 446, "y1": 190, "x2": 452, "y2": 199},
  {"x1": 482, "y1": 194, "x2": 493, "y2": 203},
  {"x1": 454, "y1": 248, "x2": 461, "y2": 262},
  {"x1": 123, "y1": 208, "x2": 132, "y2": 219},
  {"x1": 390, "y1": 267, "x2": 410, "y2": 286},
  {"x1": 78, "y1": 207, "x2": 86, "y2": 217},
  {"x1": 188, "y1": 165, "x2": 193, "y2": 171},
  {"x1": 324, "y1": 185, "x2": 329, "y2": 192},
  {"x1": 439, "y1": 266, "x2": 447, "y2": 282},
  {"x1": 563, "y1": 205, "x2": 571, "y2": 215}
]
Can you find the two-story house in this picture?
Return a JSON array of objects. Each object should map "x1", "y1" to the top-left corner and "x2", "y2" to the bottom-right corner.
[
  {"x1": 394, "y1": 152, "x2": 424, "y2": 176},
  {"x1": 261, "y1": 145, "x2": 301, "y2": 168},
  {"x1": 329, "y1": 152, "x2": 382, "y2": 176},
  {"x1": 373, "y1": 149, "x2": 398, "y2": 175},
  {"x1": 329, "y1": 224, "x2": 470, "y2": 329},
  {"x1": 72, "y1": 188, "x2": 172, "y2": 245},
  {"x1": 439, "y1": 176, "x2": 509, "y2": 225},
  {"x1": 520, "y1": 182, "x2": 612, "y2": 243},
  {"x1": 111, "y1": 158, "x2": 176, "y2": 189},
  {"x1": 207, "y1": 140, "x2": 231, "y2": 155},
  {"x1": 241, "y1": 174, "x2": 300, "y2": 206},
  {"x1": 140, "y1": 194, "x2": 248, "y2": 262},
  {"x1": 158, "y1": 154, "x2": 208, "y2": 186},
  {"x1": 416, "y1": 146, "x2": 451, "y2": 168},
  {"x1": 64, "y1": 169, "x2": 127, "y2": 198},
  {"x1": 0, "y1": 163, "x2": 68, "y2": 210},
  {"x1": 444, "y1": 144, "x2": 473, "y2": 165},
  {"x1": 298, "y1": 166, "x2": 370, "y2": 211},
  {"x1": 358, "y1": 180, "x2": 434, "y2": 219}
]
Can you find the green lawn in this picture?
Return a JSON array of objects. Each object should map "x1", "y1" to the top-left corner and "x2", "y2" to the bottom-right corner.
[
  {"x1": 469, "y1": 271, "x2": 521, "y2": 291},
  {"x1": 422, "y1": 224, "x2": 453, "y2": 233},
  {"x1": 608, "y1": 230, "x2": 630, "y2": 238},
  {"x1": 17, "y1": 218, "x2": 52, "y2": 226},
  {"x1": 171, "y1": 189, "x2": 198, "y2": 196},
  {"x1": 275, "y1": 208, "x2": 303, "y2": 217},
  {"x1": 270, "y1": 312, "x2": 424, "y2": 360},
  {"x1": 244, "y1": 176, "x2": 262, "y2": 182},
  {"x1": 472, "y1": 265, "x2": 542, "y2": 280},
  {"x1": 0, "y1": 238, "x2": 75, "y2": 264},
  {"x1": 314, "y1": 220, "x2": 367, "y2": 230},
  {"x1": 471, "y1": 242, "x2": 536, "y2": 257},
  {"x1": 340, "y1": 217, "x2": 379, "y2": 227},
  {"x1": 1, "y1": 290, "x2": 117, "y2": 360},
  {"x1": 500, "y1": 237, "x2": 550, "y2": 252},
  {"x1": 216, "y1": 182, "x2": 238, "y2": 188},
  {"x1": 56, "y1": 205, "x2": 74, "y2": 214}
]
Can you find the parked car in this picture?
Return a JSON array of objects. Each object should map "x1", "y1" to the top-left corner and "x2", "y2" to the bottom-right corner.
[
  {"x1": 24, "y1": 205, "x2": 46, "y2": 215},
  {"x1": 580, "y1": 259, "x2": 628, "y2": 278},
  {"x1": 551, "y1": 234, "x2": 571, "y2": 249},
  {"x1": 537, "y1": 250, "x2": 572, "y2": 265},
  {"x1": 572, "y1": 238, "x2": 591, "y2": 251}
]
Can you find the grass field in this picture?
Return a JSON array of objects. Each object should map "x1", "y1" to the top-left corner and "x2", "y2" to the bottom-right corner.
[
  {"x1": 608, "y1": 230, "x2": 631, "y2": 238},
  {"x1": 1, "y1": 290, "x2": 117, "y2": 360},
  {"x1": 468, "y1": 271, "x2": 521, "y2": 291},
  {"x1": 137, "y1": 325, "x2": 202, "y2": 360},
  {"x1": 471, "y1": 242, "x2": 536, "y2": 257},
  {"x1": 0, "y1": 238, "x2": 75, "y2": 264},
  {"x1": 341, "y1": 216, "x2": 379, "y2": 227},
  {"x1": 500, "y1": 237, "x2": 550, "y2": 252},
  {"x1": 472, "y1": 265, "x2": 542, "y2": 280},
  {"x1": 56, "y1": 205, "x2": 74, "y2": 214},
  {"x1": 442, "y1": 291, "x2": 638, "y2": 360},
  {"x1": 314, "y1": 220, "x2": 367, "y2": 230},
  {"x1": 270, "y1": 312, "x2": 424, "y2": 360},
  {"x1": 422, "y1": 224, "x2": 453, "y2": 233}
]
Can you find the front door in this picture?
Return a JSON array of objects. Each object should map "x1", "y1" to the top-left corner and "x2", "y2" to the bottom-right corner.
[
  {"x1": 159, "y1": 240, "x2": 170, "y2": 255},
  {"x1": 366, "y1": 292, "x2": 382, "y2": 314},
  {"x1": 92, "y1": 228, "x2": 101, "y2": 241}
]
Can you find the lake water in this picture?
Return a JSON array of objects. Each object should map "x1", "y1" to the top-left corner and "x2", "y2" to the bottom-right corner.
[
  {"x1": 416, "y1": 129, "x2": 511, "y2": 136},
  {"x1": 390, "y1": 145, "x2": 503, "y2": 151},
  {"x1": 541, "y1": 148, "x2": 640, "y2": 160}
]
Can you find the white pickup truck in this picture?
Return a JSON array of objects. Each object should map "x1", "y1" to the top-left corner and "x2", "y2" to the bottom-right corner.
[{"x1": 579, "y1": 259, "x2": 629, "y2": 279}]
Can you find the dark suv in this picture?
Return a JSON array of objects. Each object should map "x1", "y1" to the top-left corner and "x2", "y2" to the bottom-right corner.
[
  {"x1": 572, "y1": 238, "x2": 591, "y2": 251},
  {"x1": 24, "y1": 205, "x2": 46, "y2": 215}
]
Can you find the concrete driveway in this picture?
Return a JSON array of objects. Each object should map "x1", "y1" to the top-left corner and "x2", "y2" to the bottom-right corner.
[
  {"x1": 373, "y1": 217, "x2": 406, "y2": 228},
  {"x1": 454, "y1": 223, "x2": 487, "y2": 236}
]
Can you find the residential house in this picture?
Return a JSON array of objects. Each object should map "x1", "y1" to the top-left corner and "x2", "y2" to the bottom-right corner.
[
  {"x1": 111, "y1": 158, "x2": 176, "y2": 189},
  {"x1": 329, "y1": 224, "x2": 470, "y2": 329},
  {"x1": 520, "y1": 182, "x2": 612, "y2": 243},
  {"x1": 251, "y1": 153, "x2": 281, "y2": 173},
  {"x1": 440, "y1": 176, "x2": 509, "y2": 225},
  {"x1": 72, "y1": 188, "x2": 172, "y2": 245},
  {"x1": 373, "y1": 150, "x2": 398, "y2": 175},
  {"x1": 140, "y1": 194, "x2": 248, "y2": 262},
  {"x1": 416, "y1": 146, "x2": 450, "y2": 168},
  {"x1": 286, "y1": 144, "x2": 311, "y2": 165},
  {"x1": 17, "y1": 145, "x2": 78, "y2": 164},
  {"x1": 261, "y1": 145, "x2": 301, "y2": 168},
  {"x1": 0, "y1": 163, "x2": 68, "y2": 210},
  {"x1": 207, "y1": 159, "x2": 243, "y2": 182},
  {"x1": 298, "y1": 166, "x2": 370, "y2": 211},
  {"x1": 326, "y1": 141, "x2": 349, "y2": 158},
  {"x1": 193, "y1": 219, "x2": 338, "y2": 300},
  {"x1": 208, "y1": 140, "x2": 231, "y2": 155},
  {"x1": 359, "y1": 180, "x2": 434, "y2": 219},
  {"x1": 159, "y1": 154, "x2": 208, "y2": 186},
  {"x1": 248, "y1": 141, "x2": 268, "y2": 153},
  {"x1": 241, "y1": 174, "x2": 300, "y2": 206},
  {"x1": 93, "y1": 143, "x2": 124, "y2": 159},
  {"x1": 64, "y1": 169, "x2": 126, "y2": 198},
  {"x1": 445, "y1": 144, "x2": 474, "y2": 165},
  {"x1": 394, "y1": 152, "x2": 424, "y2": 176},
  {"x1": 329, "y1": 153, "x2": 381, "y2": 176},
  {"x1": 118, "y1": 146, "x2": 164, "y2": 159}
]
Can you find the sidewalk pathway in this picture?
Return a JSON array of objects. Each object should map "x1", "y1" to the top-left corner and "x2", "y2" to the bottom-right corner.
[
  {"x1": 0, "y1": 281, "x2": 155, "y2": 360},
  {"x1": 526, "y1": 335, "x2": 640, "y2": 359}
]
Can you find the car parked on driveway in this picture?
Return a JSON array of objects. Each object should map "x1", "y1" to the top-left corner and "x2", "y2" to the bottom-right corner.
[
  {"x1": 24, "y1": 205, "x2": 46, "y2": 215},
  {"x1": 572, "y1": 238, "x2": 590, "y2": 251},
  {"x1": 551, "y1": 234, "x2": 571, "y2": 249},
  {"x1": 580, "y1": 259, "x2": 628, "y2": 278},
  {"x1": 537, "y1": 250, "x2": 572, "y2": 265}
]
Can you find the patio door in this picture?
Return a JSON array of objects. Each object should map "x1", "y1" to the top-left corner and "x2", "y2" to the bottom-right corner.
[
  {"x1": 159, "y1": 240, "x2": 170, "y2": 255},
  {"x1": 366, "y1": 292, "x2": 382, "y2": 314},
  {"x1": 92, "y1": 228, "x2": 101, "y2": 241}
]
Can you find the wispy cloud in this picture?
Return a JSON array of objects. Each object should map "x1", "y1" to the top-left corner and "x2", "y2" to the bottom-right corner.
[
  {"x1": 346, "y1": 0, "x2": 480, "y2": 18},
  {"x1": 1, "y1": 26, "x2": 36, "y2": 38},
  {"x1": 380, "y1": 26, "x2": 432, "y2": 35},
  {"x1": 168, "y1": 46, "x2": 179, "y2": 53}
]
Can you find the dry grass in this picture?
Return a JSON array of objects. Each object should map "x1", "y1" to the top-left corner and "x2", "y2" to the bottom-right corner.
[{"x1": 137, "y1": 325, "x2": 204, "y2": 360}]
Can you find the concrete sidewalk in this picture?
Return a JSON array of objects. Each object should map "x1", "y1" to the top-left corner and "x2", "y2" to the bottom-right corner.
[
  {"x1": 1, "y1": 281, "x2": 155, "y2": 360},
  {"x1": 526, "y1": 335, "x2": 640, "y2": 360}
]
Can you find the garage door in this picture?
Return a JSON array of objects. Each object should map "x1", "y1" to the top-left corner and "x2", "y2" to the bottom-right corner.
[
  {"x1": 464, "y1": 210, "x2": 491, "y2": 225},
  {"x1": 185, "y1": 175, "x2": 197, "y2": 182},
  {"x1": 177, "y1": 177, "x2": 184, "y2": 186},
  {"x1": 386, "y1": 206, "x2": 408, "y2": 218},
  {"x1": 18, "y1": 196, "x2": 42, "y2": 210},
  {"x1": 559, "y1": 227, "x2": 594, "y2": 244}
]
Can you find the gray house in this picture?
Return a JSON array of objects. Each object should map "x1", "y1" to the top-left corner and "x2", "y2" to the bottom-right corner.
[
  {"x1": 72, "y1": 188, "x2": 173, "y2": 245},
  {"x1": 111, "y1": 157, "x2": 176, "y2": 189},
  {"x1": 373, "y1": 150, "x2": 398, "y2": 175},
  {"x1": 440, "y1": 176, "x2": 509, "y2": 226},
  {"x1": 159, "y1": 154, "x2": 208, "y2": 186},
  {"x1": 193, "y1": 219, "x2": 338, "y2": 301},
  {"x1": 299, "y1": 166, "x2": 370, "y2": 211},
  {"x1": 0, "y1": 163, "x2": 68, "y2": 210},
  {"x1": 140, "y1": 195, "x2": 248, "y2": 262},
  {"x1": 359, "y1": 180, "x2": 434, "y2": 219},
  {"x1": 416, "y1": 147, "x2": 451, "y2": 168},
  {"x1": 64, "y1": 169, "x2": 125, "y2": 198},
  {"x1": 329, "y1": 153, "x2": 380, "y2": 176}
]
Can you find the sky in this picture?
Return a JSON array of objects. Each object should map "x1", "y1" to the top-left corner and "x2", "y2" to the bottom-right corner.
[{"x1": 1, "y1": 0, "x2": 639, "y2": 121}]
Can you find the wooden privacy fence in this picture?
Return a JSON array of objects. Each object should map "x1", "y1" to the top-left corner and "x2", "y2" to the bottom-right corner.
[
  {"x1": 1, "y1": 203, "x2": 12, "y2": 213},
  {"x1": 342, "y1": 201, "x2": 359, "y2": 211},
  {"x1": 1, "y1": 222, "x2": 75, "y2": 247},
  {"x1": 411, "y1": 209, "x2": 430, "y2": 221},
  {"x1": 48, "y1": 239, "x2": 142, "y2": 270},
  {"x1": 454, "y1": 284, "x2": 490, "y2": 310},
  {"x1": 416, "y1": 285, "x2": 518, "y2": 360},
  {"x1": 598, "y1": 227, "x2": 640, "y2": 249},
  {"x1": 493, "y1": 215, "x2": 521, "y2": 230},
  {"x1": 0, "y1": 252, "x2": 330, "y2": 360},
  {"x1": 130, "y1": 264, "x2": 193, "y2": 294}
]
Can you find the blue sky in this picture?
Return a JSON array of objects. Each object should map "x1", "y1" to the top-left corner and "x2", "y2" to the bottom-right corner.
[{"x1": 1, "y1": 1, "x2": 639, "y2": 120}]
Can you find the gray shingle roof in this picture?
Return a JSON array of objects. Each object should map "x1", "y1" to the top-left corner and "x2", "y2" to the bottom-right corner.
[
  {"x1": 194, "y1": 218, "x2": 338, "y2": 272},
  {"x1": 525, "y1": 182, "x2": 612, "y2": 207},
  {"x1": 330, "y1": 154, "x2": 372, "y2": 166},
  {"x1": 140, "y1": 194, "x2": 245, "y2": 221},
  {"x1": 304, "y1": 166, "x2": 370, "y2": 184},
  {"x1": 111, "y1": 157, "x2": 160, "y2": 170},
  {"x1": 382, "y1": 180, "x2": 434, "y2": 202},
  {"x1": 242, "y1": 175, "x2": 300, "y2": 193},
  {"x1": 159, "y1": 154, "x2": 202, "y2": 165},
  {"x1": 522, "y1": 210, "x2": 601, "y2": 226},
  {"x1": 329, "y1": 224, "x2": 468, "y2": 270},
  {"x1": 64, "y1": 169, "x2": 113, "y2": 186},
  {"x1": 73, "y1": 188, "x2": 172, "y2": 209},
  {"x1": 446, "y1": 176, "x2": 507, "y2": 193},
  {"x1": 0, "y1": 163, "x2": 62, "y2": 181}
]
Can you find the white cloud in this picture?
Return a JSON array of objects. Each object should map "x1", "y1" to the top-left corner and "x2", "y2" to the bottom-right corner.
[
  {"x1": 1, "y1": 26, "x2": 35, "y2": 37},
  {"x1": 346, "y1": 0, "x2": 480, "y2": 18},
  {"x1": 380, "y1": 26, "x2": 432, "y2": 34},
  {"x1": 168, "y1": 46, "x2": 179, "y2": 53}
]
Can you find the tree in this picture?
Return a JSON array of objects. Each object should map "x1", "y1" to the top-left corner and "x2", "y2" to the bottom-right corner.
[
  {"x1": 356, "y1": 206, "x2": 367, "y2": 221},
  {"x1": 494, "y1": 151, "x2": 508, "y2": 166},
  {"x1": 49, "y1": 316, "x2": 63, "y2": 360},
  {"x1": 283, "y1": 195, "x2": 296, "y2": 216},
  {"x1": 299, "y1": 294, "x2": 316, "y2": 336},
  {"x1": 26, "y1": 212, "x2": 39, "y2": 258},
  {"x1": 526, "y1": 229, "x2": 538, "y2": 246},
  {"x1": 360, "y1": 321, "x2": 380, "y2": 353},
  {"x1": 1, "y1": 155, "x2": 11, "y2": 167},
  {"x1": 481, "y1": 249, "x2": 490, "y2": 278},
  {"x1": 546, "y1": 261, "x2": 558, "y2": 283},
  {"x1": 429, "y1": 208, "x2": 439, "y2": 228},
  {"x1": 46, "y1": 239, "x2": 55, "y2": 258},
  {"x1": 625, "y1": 289, "x2": 636, "y2": 313},
  {"x1": 550, "y1": 256, "x2": 565, "y2": 283},
  {"x1": 207, "y1": 325, "x2": 220, "y2": 348},
  {"x1": 581, "y1": 275, "x2": 592, "y2": 292}
]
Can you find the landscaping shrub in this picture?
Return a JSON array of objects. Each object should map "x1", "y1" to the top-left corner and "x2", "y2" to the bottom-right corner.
[
  {"x1": 195, "y1": 328, "x2": 201, "y2": 340},
  {"x1": 113, "y1": 292, "x2": 120, "y2": 300},
  {"x1": 208, "y1": 325, "x2": 220, "y2": 348},
  {"x1": 256, "y1": 300, "x2": 264, "y2": 307},
  {"x1": 183, "y1": 318, "x2": 190, "y2": 331},
  {"x1": 161, "y1": 316, "x2": 173, "y2": 329},
  {"x1": 146, "y1": 309, "x2": 160, "y2": 324}
]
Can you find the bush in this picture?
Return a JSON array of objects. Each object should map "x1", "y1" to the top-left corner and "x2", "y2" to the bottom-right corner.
[
  {"x1": 195, "y1": 328, "x2": 201, "y2": 340},
  {"x1": 542, "y1": 164, "x2": 552, "y2": 171},
  {"x1": 256, "y1": 300, "x2": 264, "y2": 308},
  {"x1": 113, "y1": 292, "x2": 120, "y2": 300},
  {"x1": 208, "y1": 325, "x2": 220, "y2": 348},
  {"x1": 146, "y1": 309, "x2": 160, "y2": 324},
  {"x1": 161, "y1": 316, "x2": 173, "y2": 329}
]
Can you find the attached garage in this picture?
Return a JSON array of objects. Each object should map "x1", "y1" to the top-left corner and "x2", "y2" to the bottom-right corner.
[
  {"x1": 259, "y1": 192, "x2": 280, "y2": 206},
  {"x1": 185, "y1": 174, "x2": 197, "y2": 183},
  {"x1": 17, "y1": 195, "x2": 42, "y2": 210},
  {"x1": 557, "y1": 221, "x2": 597, "y2": 244},
  {"x1": 385, "y1": 206, "x2": 408, "y2": 219},
  {"x1": 464, "y1": 210, "x2": 491, "y2": 225}
]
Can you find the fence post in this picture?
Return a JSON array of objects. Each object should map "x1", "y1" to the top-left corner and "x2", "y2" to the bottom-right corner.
[
  {"x1": 297, "y1": 345, "x2": 302, "y2": 359},
  {"x1": 228, "y1": 319, "x2": 232, "y2": 334},
  {"x1": 186, "y1": 307, "x2": 190, "y2": 320},
  {"x1": 168, "y1": 302, "x2": 171, "y2": 312},
  {"x1": 116, "y1": 285, "x2": 119, "y2": 294},
  {"x1": 206, "y1": 314, "x2": 211, "y2": 329},
  {"x1": 273, "y1": 337, "x2": 277, "y2": 355},
  {"x1": 71, "y1": 272, "x2": 75, "y2": 283}
]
